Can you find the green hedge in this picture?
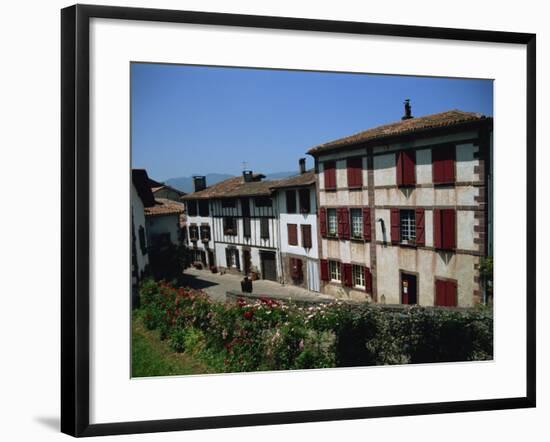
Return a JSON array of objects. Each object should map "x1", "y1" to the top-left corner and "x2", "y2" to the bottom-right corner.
[{"x1": 138, "y1": 279, "x2": 493, "y2": 373}]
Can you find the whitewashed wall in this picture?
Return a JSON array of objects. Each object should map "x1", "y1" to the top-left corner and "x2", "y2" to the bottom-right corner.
[
  {"x1": 145, "y1": 214, "x2": 180, "y2": 246},
  {"x1": 131, "y1": 183, "x2": 149, "y2": 276}
]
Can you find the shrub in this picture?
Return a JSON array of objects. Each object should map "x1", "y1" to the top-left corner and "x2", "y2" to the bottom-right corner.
[{"x1": 137, "y1": 280, "x2": 493, "y2": 373}]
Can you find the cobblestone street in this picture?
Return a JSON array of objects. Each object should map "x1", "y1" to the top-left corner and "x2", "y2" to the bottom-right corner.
[{"x1": 180, "y1": 267, "x2": 336, "y2": 303}]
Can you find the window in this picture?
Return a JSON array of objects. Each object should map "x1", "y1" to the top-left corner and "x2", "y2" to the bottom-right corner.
[
  {"x1": 433, "y1": 145, "x2": 456, "y2": 184},
  {"x1": 391, "y1": 208, "x2": 425, "y2": 246},
  {"x1": 329, "y1": 260, "x2": 341, "y2": 282},
  {"x1": 199, "y1": 224, "x2": 210, "y2": 241},
  {"x1": 138, "y1": 226, "x2": 147, "y2": 255},
  {"x1": 222, "y1": 198, "x2": 236, "y2": 208},
  {"x1": 198, "y1": 200, "x2": 209, "y2": 216},
  {"x1": 223, "y1": 217, "x2": 237, "y2": 236},
  {"x1": 327, "y1": 209, "x2": 337, "y2": 236},
  {"x1": 287, "y1": 224, "x2": 298, "y2": 245},
  {"x1": 260, "y1": 218, "x2": 270, "y2": 239},
  {"x1": 255, "y1": 196, "x2": 272, "y2": 207},
  {"x1": 225, "y1": 248, "x2": 240, "y2": 269},
  {"x1": 400, "y1": 209, "x2": 416, "y2": 243},
  {"x1": 299, "y1": 188, "x2": 310, "y2": 213},
  {"x1": 189, "y1": 225, "x2": 199, "y2": 241},
  {"x1": 350, "y1": 209, "x2": 363, "y2": 239},
  {"x1": 301, "y1": 224, "x2": 312, "y2": 249},
  {"x1": 433, "y1": 209, "x2": 456, "y2": 250},
  {"x1": 243, "y1": 217, "x2": 251, "y2": 238},
  {"x1": 286, "y1": 190, "x2": 296, "y2": 213},
  {"x1": 290, "y1": 258, "x2": 303, "y2": 281},
  {"x1": 396, "y1": 150, "x2": 416, "y2": 186},
  {"x1": 435, "y1": 278, "x2": 458, "y2": 307},
  {"x1": 187, "y1": 200, "x2": 197, "y2": 216},
  {"x1": 347, "y1": 157, "x2": 363, "y2": 188},
  {"x1": 324, "y1": 160, "x2": 336, "y2": 189},
  {"x1": 352, "y1": 264, "x2": 365, "y2": 288}
]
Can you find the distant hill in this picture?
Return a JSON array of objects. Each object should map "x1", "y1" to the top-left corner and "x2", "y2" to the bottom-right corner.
[
  {"x1": 165, "y1": 173, "x2": 234, "y2": 193},
  {"x1": 165, "y1": 171, "x2": 297, "y2": 193}
]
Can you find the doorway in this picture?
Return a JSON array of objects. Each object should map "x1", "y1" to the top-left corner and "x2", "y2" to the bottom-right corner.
[
  {"x1": 400, "y1": 272, "x2": 418, "y2": 305},
  {"x1": 243, "y1": 249, "x2": 251, "y2": 276},
  {"x1": 260, "y1": 251, "x2": 277, "y2": 281}
]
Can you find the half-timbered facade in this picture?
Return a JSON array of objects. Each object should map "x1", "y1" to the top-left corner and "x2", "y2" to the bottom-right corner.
[
  {"x1": 182, "y1": 176, "x2": 215, "y2": 267},
  {"x1": 271, "y1": 162, "x2": 320, "y2": 291},
  {"x1": 308, "y1": 108, "x2": 493, "y2": 306},
  {"x1": 183, "y1": 172, "x2": 281, "y2": 281}
]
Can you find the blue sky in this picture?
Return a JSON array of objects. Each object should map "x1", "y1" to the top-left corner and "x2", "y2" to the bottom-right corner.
[{"x1": 131, "y1": 63, "x2": 493, "y2": 181}]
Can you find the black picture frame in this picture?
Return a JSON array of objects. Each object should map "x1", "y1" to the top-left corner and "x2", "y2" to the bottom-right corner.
[{"x1": 61, "y1": 4, "x2": 536, "y2": 437}]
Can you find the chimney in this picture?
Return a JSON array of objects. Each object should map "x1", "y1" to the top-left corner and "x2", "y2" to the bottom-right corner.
[
  {"x1": 299, "y1": 158, "x2": 306, "y2": 174},
  {"x1": 193, "y1": 176, "x2": 206, "y2": 192},
  {"x1": 243, "y1": 170, "x2": 253, "y2": 182},
  {"x1": 401, "y1": 98, "x2": 413, "y2": 120}
]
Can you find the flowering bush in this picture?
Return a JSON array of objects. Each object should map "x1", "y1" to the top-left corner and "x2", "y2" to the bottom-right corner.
[{"x1": 138, "y1": 279, "x2": 493, "y2": 373}]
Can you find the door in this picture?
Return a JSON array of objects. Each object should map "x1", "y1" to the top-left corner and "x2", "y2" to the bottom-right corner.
[
  {"x1": 307, "y1": 259, "x2": 320, "y2": 292},
  {"x1": 243, "y1": 249, "x2": 251, "y2": 276},
  {"x1": 260, "y1": 251, "x2": 277, "y2": 281},
  {"x1": 207, "y1": 250, "x2": 215, "y2": 268},
  {"x1": 401, "y1": 272, "x2": 417, "y2": 305}
]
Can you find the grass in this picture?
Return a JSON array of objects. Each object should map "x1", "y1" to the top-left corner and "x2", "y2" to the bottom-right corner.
[{"x1": 132, "y1": 313, "x2": 211, "y2": 377}]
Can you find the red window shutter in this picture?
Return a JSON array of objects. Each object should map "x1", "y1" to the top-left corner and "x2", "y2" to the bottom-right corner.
[
  {"x1": 443, "y1": 209, "x2": 456, "y2": 249},
  {"x1": 444, "y1": 147, "x2": 456, "y2": 183},
  {"x1": 390, "y1": 208, "x2": 400, "y2": 244},
  {"x1": 433, "y1": 146, "x2": 455, "y2": 184},
  {"x1": 415, "y1": 208, "x2": 425, "y2": 246},
  {"x1": 342, "y1": 263, "x2": 352, "y2": 287},
  {"x1": 396, "y1": 151, "x2": 403, "y2": 186},
  {"x1": 343, "y1": 209, "x2": 350, "y2": 239},
  {"x1": 364, "y1": 267, "x2": 372, "y2": 293},
  {"x1": 337, "y1": 208, "x2": 350, "y2": 239},
  {"x1": 403, "y1": 150, "x2": 416, "y2": 185},
  {"x1": 320, "y1": 259, "x2": 329, "y2": 281},
  {"x1": 324, "y1": 161, "x2": 336, "y2": 189},
  {"x1": 446, "y1": 280, "x2": 457, "y2": 306},
  {"x1": 347, "y1": 157, "x2": 363, "y2": 188},
  {"x1": 288, "y1": 224, "x2": 298, "y2": 245},
  {"x1": 362, "y1": 207, "x2": 371, "y2": 241},
  {"x1": 301, "y1": 224, "x2": 312, "y2": 248},
  {"x1": 433, "y1": 209, "x2": 442, "y2": 248},
  {"x1": 319, "y1": 207, "x2": 327, "y2": 237},
  {"x1": 435, "y1": 279, "x2": 447, "y2": 306}
]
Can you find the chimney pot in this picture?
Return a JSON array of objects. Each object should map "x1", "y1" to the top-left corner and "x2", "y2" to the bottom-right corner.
[
  {"x1": 299, "y1": 158, "x2": 306, "y2": 174},
  {"x1": 243, "y1": 170, "x2": 253, "y2": 182},
  {"x1": 193, "y1": 176, "x2": 206, "y2": 192},
  {"x1": 402, "y1": 98, "x2": 413, "y2": 120}
]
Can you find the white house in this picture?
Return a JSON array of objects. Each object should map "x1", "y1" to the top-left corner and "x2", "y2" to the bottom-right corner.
[
  {"x1": 271, "y1": 161, "x2": 320, "y2": 291},
  {"x1": 144, "y1": 198, "x2": 185, "y2": 250},
  {"x1": 183, "y1": 171, "x2": 281, "y2": 281},
  {"x1": 307, "y1": 106, "x2": 493, "y2": 306},
  {"x1": 182, "y1": 176, "x2": 215, "y2": 267},
  {"x1": 131, "y1": 170, "x2": 152, "y2": 288}
]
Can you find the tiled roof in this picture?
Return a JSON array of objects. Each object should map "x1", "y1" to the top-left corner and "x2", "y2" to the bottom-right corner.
[
  {"x1": 152, "y1": 184, "x2": 186, "y2": 196},
  {"x1": 144, "y1": 198, "x2": 185, "y2": 217},
  {"x1": 308, "y1": 110, "x2": 492, "y2": 154},
  {"x1": 269, "y1": 170, "x2": 316, "y2": 189},
  {"x1": 183, "y1": 174, "x2": 273, "y2": 200}
]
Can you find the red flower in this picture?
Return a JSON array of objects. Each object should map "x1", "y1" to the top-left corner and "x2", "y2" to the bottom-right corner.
[{"x1": 243, "y1": 310, "x2": 253, "y2": 319}]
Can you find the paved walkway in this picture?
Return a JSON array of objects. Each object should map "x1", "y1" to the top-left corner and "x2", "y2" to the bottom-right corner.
[{"x1": 180, "y1": 267, "x2": 336, "y2": 303}]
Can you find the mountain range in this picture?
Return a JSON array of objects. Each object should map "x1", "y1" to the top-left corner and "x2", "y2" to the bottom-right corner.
[{"x1": 165, "y1": 171, "x2": 297, "y2": 193}]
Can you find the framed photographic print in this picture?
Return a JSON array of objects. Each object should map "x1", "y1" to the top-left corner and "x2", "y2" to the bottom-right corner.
[{"x1": 61, "y1": 4, "x2": 536, "y2": 437}]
